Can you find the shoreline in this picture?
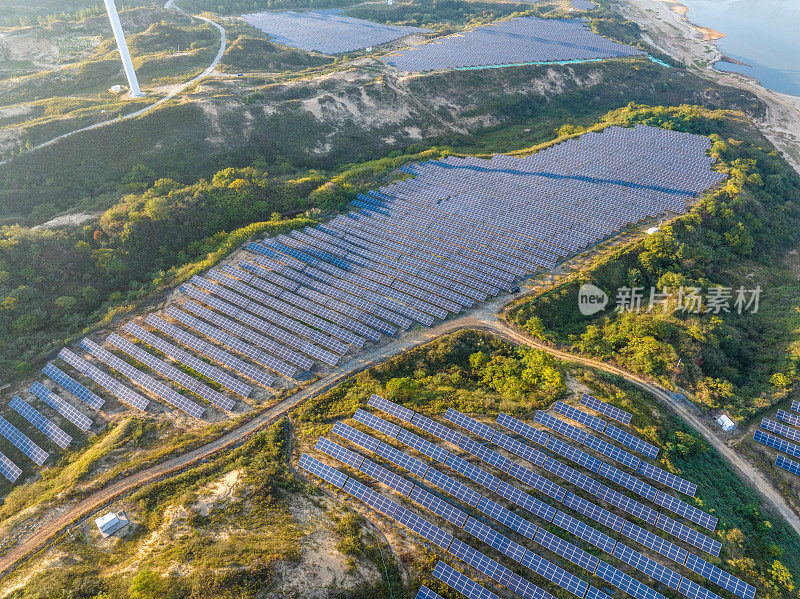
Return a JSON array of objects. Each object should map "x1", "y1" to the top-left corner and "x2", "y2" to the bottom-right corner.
[{"x1": 617, "y1": 0, "x2": 800, "y2": 174}]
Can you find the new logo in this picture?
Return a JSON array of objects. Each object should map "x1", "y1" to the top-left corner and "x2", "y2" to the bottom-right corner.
[{"x1": 578, "y1": 284, "x2": 608, "y2": 316}]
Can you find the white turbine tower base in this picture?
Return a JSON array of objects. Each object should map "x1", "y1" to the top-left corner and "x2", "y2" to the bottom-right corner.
[{"x1": 103, "y1": 0, "x2": 144, "y2": 97}]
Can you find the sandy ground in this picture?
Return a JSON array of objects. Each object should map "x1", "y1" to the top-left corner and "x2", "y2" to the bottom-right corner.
[{"x1": 618, "y1": 0, "x2": 800, "y2": 174}]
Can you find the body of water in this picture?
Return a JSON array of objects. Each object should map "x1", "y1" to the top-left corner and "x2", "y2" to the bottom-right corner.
[{"x1": 677, "y1": 0, "x2": 800, "y2": 96}]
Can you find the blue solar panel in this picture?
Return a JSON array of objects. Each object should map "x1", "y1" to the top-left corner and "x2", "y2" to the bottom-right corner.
[
  {"x1": 507, "y1": 572, "x2": 557, "y2": 599},
  {"x1": 580, "y1": 394, "x2": 632, "y2": 425},
  {"x1": 412, "y1": 413, "x2": 463, "y2": 446},
  {"x1": 656, "y1": 515, "x2": 721, "y2": 557},
  {"x1": 622, "y1": 521, "x2": 688, "y2": 564},
  {"x1": 535, "y1": 411, "x2": 587, "y2": 444},
  {"x1": 562, "y1": 492, "x2": 624, "y2": 532},
  {"x1": 595, "y1": 486, "x2": 659, "y2": 526},
  {"x1": 521, "y1": 548, "x2": 589, "y2": 598},
  {"x1": 680, "y1": 578, "x2": 725, "y2": 599},
  {"x1": 368, "y1": 394, "x2": 413, "y2": 422},
  {"x1": 684, "y1": 554, "x2": 756, "y2": 599},
  {"x1": 776, "y1": 454, "x2": 800, "y2": 476},
  {"x1": 424, "y1": 467, "x2": 481, "y2": 507},
  {"x1": 446, "y1": 454, "x2": 501, "y2": 492},
  {"x1": 637, "y1": 461, "x2": 697, "y2": 497},
  {"x1": 755, "y1": 428, "x2": 800, "y2": 460},
  {"x1": 613, "y1": 543, "x2": 682, "y2": 590},
  {"x1": 492, "y1": 429, "x2": 547, "y2": 466},
  {"x1": 586, "y1": 585, "x2": 614, "y2": 599},
  {"x1": 477, "y1": 496, "x2": 538, "y2": 539},
  {"x1": 354, "y1": 408, "x2": 400, "y2": 438},
  {"x1": 599, "y1": 463, "x2": 658, "y2": 502},
  {"x1": 28, "y1": 381, "x2": 92, "y2": 432},
  {"x1": 299, "y1": 453, "x2": 347, "y2": 488},
  {"x1": 776, "y1": 409, "x2": 800, "y2": 428},
  {"x1": 410, "y1": 485, "x2": 468, "y2": 527},
  {"x1": 9, "y1": 396, "x2": 71, "y2": 449},
  {"x1": 394, "y1": 505, "x2": 453, "y2": 549},
  {"x1": 534, "y1": 527, "x2": 599, "y2": 573},
  {"x1": 542, "y1": 457, "x2": 601, "y2": 496},
  {"x1": 508, "y1": 462, "x2": 566, "y2": 501},
  {"x1": 583, "y1": 434, "x2": 641, "y2": 470},
  {"x1": 603, "y1": 423, "x2": 659, "y2": 459},
  {"x1": 494, "y1": 480, "x2": 557, "y2": 521},
  {"x1": 553, "y1": 510, "x2": 616, "y2": 554},
  {"x1": 457, "y1": 436, "x2": 512, "y2": 473},
  {"x1": 375, "y1": 441, "x2": 431, "y2": 479},
  {"x1": 594, "y1": 561, "x2": 665, "y2": 599},
  {"x1": 316, "y1": 437, "x2": 365, "y2": 471},
  {"x1": 497, "y1": 413, "x2": 549, "y2": 446},
  {"x1": 445, "y1": 408, "x2": 496, "y2": 442},
  {"x1": 397, "y1": 427, "x2": 449, "y2": 464},
  {"x1": 465, "y1": 517, "x2": 527, "y2": 562},
  {"x1": 360, "y1": 457, "x2": 414, "y2": 496},
  {"x1": 332, "y1": 421, "x2": 380, "y2": 453},
  {"x1": 652, "y1": 490, "x2": 718, "y2": 531},
  {"x1": 344, "y1": 477, "x2": 400, "y2": 519},
  {"x1": 449, "y1": 538, "x2": 512, "y2": 587},
  {"x1": 546, "y1": 437, "x2": 602, "y2": 473},
  {"x1": 0, "y1": 451, "x2": 22, "y2": 483},
  {"x1": 432, "y1": 562, "x2": 499, "y2": 599},
  {"x1": 58, "y1": 348, "x2": 150, "y2": 411},
  {"x1": 554, "y1": 402, "x2": 606, "y2": 433},
  {"x1": 415, "y1": 585, "x2": 444, "y2": 599},
  {"x1": 762, "y1": 418, "x2": 800, "y2": 443},
  {"x1": 42, "y1": 363, "x2": 105, "y2": 410}
]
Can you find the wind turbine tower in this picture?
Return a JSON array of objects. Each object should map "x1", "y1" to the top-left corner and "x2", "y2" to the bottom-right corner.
[{"x1": 103, "y1": 0, "x2": 144, "y2": 97}]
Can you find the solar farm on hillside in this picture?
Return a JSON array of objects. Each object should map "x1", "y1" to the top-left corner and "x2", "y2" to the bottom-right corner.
[
  {"x1": 302, "y1": 394, "x2": 753, "y2": 599},
  {"x1": 0, "y1": 125, "x2": 726, "y2": 484},
  {"x1": 240, "y1": 9, "x2": 429, "y2": 54},
  {"x1": 382, "y1": 17, "x2": 644, "y2": 72}
]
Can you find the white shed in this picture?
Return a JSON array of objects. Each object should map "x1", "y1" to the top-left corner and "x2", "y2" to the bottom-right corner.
[
  {"x1": 95, "y1": 511, "x2": 129, "y2": 537},
  {"x1": 716, "y1": 413, "x2": 736, "y2": 432}
]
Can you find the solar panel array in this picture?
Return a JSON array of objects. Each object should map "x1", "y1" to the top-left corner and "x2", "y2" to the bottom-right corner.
[
  {"x1": 9, "y1": 396, "x2": 71, "y2": 449},
  {"x1": 240, "y1": 9, "x2": 428, "y2": 54},
  {"x1": 432, "y1": 561, "x2": 499, "y2": 599},
  {"x1": 58, "y1": 348, "x2": 150, "y2": 411},
  {"x1": 776, "y1": 454, "x2": 800, "y2": 476},
  {"x1": 381, "y1": 17, "x2": 643, "y2": 72},
  {"x1": 79, "y1": 338, "x2": 204, "y2": 419},
  {"x1": 415, "y1": 585, "x2": 444, "y2": 599},
  {"x1": 0, "y1": 414, "x2": 48, "y2": 466},
  {"x1": 0, "y1": 451, "x2": 22, "y2": 483},
  {"x1": 42, "y1": 363, "x2": 104, "y2": 410},
  {"x1": 29, "y1": 381, "x2": 92, "y2": 432},
  {"x1": 755, "y1": 429, "x2": 800, "y2": 460},
  {"x1": 580, "y1": 394, "x2": 632, "y2": 425}
]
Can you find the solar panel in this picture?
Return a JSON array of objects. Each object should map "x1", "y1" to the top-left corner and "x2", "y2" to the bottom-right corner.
[
  {"x1": 603, "y1": 423, "x2": 659, "y2": 459},
  {"x1": 684, "y1": 554, "x2": 756, "y2": 599},
  {"x1": 580, "y1": 394, "x2": 632, "y2": 425},
  {"x1": 652, "y1": 490, "x2": 718, "y2": 531},
  {"x1": 415, "y1": 585, "x2": 444, "y2": 599},
  {"x1": 637, "y1": 461, "x2": 697, "y2": 497},
  {"x1": 553, "y1": 510, "x2": 616, "y2": 553},
  {"x1": 424, "y1": 466, "x2": 481, "y2": 507},
  {"x1": 596, "y1": 486, "x2": 659, "y2": 526},
  {"x1": 496, "y1": 413, "x2": 549, "y2": 446},
  {"x1": 28, "y1": 381, "x2": 92, "y2": 432},
  {"x1": 343, "y1": 477, "x2": 400, "y2": 519},
  {"x1": 449, "y1": 538, "x2": 512, "y2": 587},
  {"x1": 656, "y1": 515, "x2": 721, "y2": 557},
  {"x1": 457, "y1": 436, "x2": 512, "y2": 473},
  {"x1": 432, "y1": 561, "x2": 499, "y2": 599},
  {"x1": 299, "y1": 453, "x2": 348, "y2": 488},
  {"x1": 562, "y1": 492, "x2": 624, "y2": 532},
  {"x1": 535, "y1": 527, "x2": 599, "y2": 573},
  {"x1": 776, "y1": 409, "x2": 800, "y2": 428},
  {"x1": 521, "y1": 548, "x2": 589, "y2": 598},
  {"x1": 583, "y1": 434, "x2": 641, "y2": 470},
  {"x1": 762, "y1": 418, "x2": 800, "y2": 443},
  {"x1": 79, "y1": 338, "x2": 205, "y2": 419},
  {"x1": 599, "y1": 463, "x2": 658, "y2": 502},
  {"x1": 332, "y1": 421, "x2": 380, "y2": 453},
  {"x1": 594, "y1": 561, "x2": 665, "y2": 599},
  {"x1": 0, "y1": 451, "x2": 22, "y2": 483},
  {"x1": 776, "y1": 454, "x2": 800, "y2": 476},
  {"x1": 9, "y1": 396, "x2": 71, "y2": 449},
  {"x1": 410, "y1": 485, "x2": 468, "y2": 527},
  {"x1": 542, "y1": 456, "x2": 601, "y2": 496},
  {"x1": 546, "y1": 437, "x2": 602, "y2": 473},
  {"x1": 445, "y1": 408, "x2": 496, "y2": 442},
  {"x1": 361, "y1": 457, "x2": 415, "y2": 496},
  {"x1": 411, "y1": 413, "x2": 463, "y2": 446},
  {"x1": 393, "y1": 505, "x2": 453, "y2": 549},
  {"x1": 446, "y1": 454, "x2": 502, "y2": 492},
  {"x1": 535, "y1": 411, "x2": 587, "y2": 444},
  {"x1": 622, "y1": 520, "x2": 688, "y2": 564},
  {"x1": 465, "y1": 517, "x2": 527, "y2": 562},
  {"x1": 316, "y1": 437, "x2": 365, "y2": 471},
  {"x1": 680, "y1": 577, "x2": 725, "y2": 599},
  {"x1": 613, "y1": 543, "x2": 682, "y2": 590},
  {"x1": 58, "y1": 348, "x2": 150, "y2": 411},
  {"x1": 375, "y1": 440, "x2": 431, "y2": 479},
  {"x1": 492, "y1": 430, "x2": 547, "y2": 466},
  {"x1": 368, "y1": 394, "x2": 413, "y2": 422},
  {"x1": 477, "y1": 496, "x2": 538, "y2": 539},
  {"x1": 494, "y1": 480, "x2": 557, "y2": 521},
  {"x1": 585, "y1": 585, "x2": 614, "y2": 599},
  {"x1": 397, "y1": 427, "x2": 450, "y2": 464},
  {"x1": 755, "y1": 428, "x2": 800, "y2": 460},
  {"x1": 554, "y1": 402, "x2": 606, "y2": 433},
  {"x1": 0, "y1": 414, "x2": 48, "y2": 466},
  {"x1": 353, "y1": 408, "x2": 400, "y2": 439},
  {"x1": 42, "y1": 363, "x2": 104, "y2": 410},
  {"x1": 508, "y1": 462, "x2": 566, "y2": 501}
]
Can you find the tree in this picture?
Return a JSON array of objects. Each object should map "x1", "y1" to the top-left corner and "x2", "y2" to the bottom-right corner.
[
  {"x1": 129, "y1": 569, "x2": 167, "y2": 599},
  {"x1": 54, "y1": 296, "x2": 77, "y2": 311}
]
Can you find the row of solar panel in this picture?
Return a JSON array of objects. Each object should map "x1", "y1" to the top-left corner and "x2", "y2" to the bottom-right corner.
[{"x1": 364, "y1": 400, "x2": 748, "y2": 599}]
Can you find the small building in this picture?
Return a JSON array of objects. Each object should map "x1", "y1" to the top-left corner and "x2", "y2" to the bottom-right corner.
[
  {"x1": 645, "y1": 226, "x2": 660, "y2": 235},
  {"x1": 95, "y1": 511, "x2": 129, "y2": 537},
  {"x1": 108, "y1": 84, "x2": 126, "y2": 94},
  {"x1": 716, "y1": 413, "x2": 736, "y2": 432}
]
